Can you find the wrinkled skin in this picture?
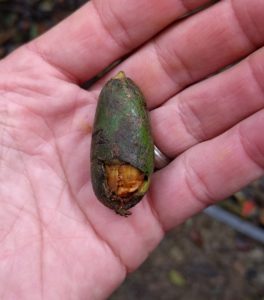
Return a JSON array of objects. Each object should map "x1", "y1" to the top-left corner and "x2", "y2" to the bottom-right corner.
[{"x1": 0, "y1": 0, "x2": 264, "y2": 299}]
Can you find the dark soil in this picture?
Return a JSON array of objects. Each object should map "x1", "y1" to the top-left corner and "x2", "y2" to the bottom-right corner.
[{"x1": 110, "y1": 213, "x2": 264, "y2": 300}]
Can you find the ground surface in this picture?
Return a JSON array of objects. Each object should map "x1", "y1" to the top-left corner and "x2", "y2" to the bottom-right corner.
[{"x1": 110, "y1": 213, "x2": 264, "y2": 300}]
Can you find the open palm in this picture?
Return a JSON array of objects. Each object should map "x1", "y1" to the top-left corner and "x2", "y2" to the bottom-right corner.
[{"x1": 0, "y1": 0, "x2": 263, "y2": 299}]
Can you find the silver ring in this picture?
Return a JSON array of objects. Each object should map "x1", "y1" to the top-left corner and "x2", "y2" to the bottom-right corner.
[{"x1": 154, "y1": 145, "x2": 171, "y2": 170}]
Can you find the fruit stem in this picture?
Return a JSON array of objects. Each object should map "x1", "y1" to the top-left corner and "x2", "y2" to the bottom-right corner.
[{"x1": 114, "y1": 71, "x2": 126, "y2": 80}]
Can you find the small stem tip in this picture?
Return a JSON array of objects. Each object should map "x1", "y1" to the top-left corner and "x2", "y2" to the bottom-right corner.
[{"x1": 114, "y1": 71, "x2": 126, "y2": 80}]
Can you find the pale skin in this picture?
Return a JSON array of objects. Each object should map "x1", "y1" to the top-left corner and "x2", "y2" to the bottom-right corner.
[{"x1": 0, "y1": 0, "x2": 263, "y2": 298}]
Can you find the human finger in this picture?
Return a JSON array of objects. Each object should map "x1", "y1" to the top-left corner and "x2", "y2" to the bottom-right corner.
[
  {"x1": 151, "y1": 47, "x2": 264, "y2": 157},
  {"x1": 92, "y1": 0, "x2": 264, "y2": 109},
  {"x1": 150, "y1": 109, "x2": 264, "y2": 230},
  {"x1": 27, "y1": 0, "x2": 212, "y2": 82}
]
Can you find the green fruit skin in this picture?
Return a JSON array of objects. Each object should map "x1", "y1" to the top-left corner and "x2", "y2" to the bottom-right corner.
[{"x1": 91, "y1": 72, "x2": 154, "y2": 216}]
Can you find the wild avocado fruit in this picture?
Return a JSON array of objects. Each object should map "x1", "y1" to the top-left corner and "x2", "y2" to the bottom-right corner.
[{"x1": 90, "y1": 71, "x2": 154, "y2": 216}]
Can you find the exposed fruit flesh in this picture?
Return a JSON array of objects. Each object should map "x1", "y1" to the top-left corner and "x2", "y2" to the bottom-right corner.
[{"x1": 105, "y1": 163, "x2": 144, "y2": 197}]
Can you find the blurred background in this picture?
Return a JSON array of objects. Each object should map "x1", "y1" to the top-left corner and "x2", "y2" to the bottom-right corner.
[{"x1": 0, "y1": 1, "x2": 263, "y2": 299}]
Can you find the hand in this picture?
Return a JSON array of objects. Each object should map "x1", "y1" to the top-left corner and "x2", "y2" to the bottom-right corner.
[{"x1": 0, "y1": 0, "x2": 263, "y2": 298}]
